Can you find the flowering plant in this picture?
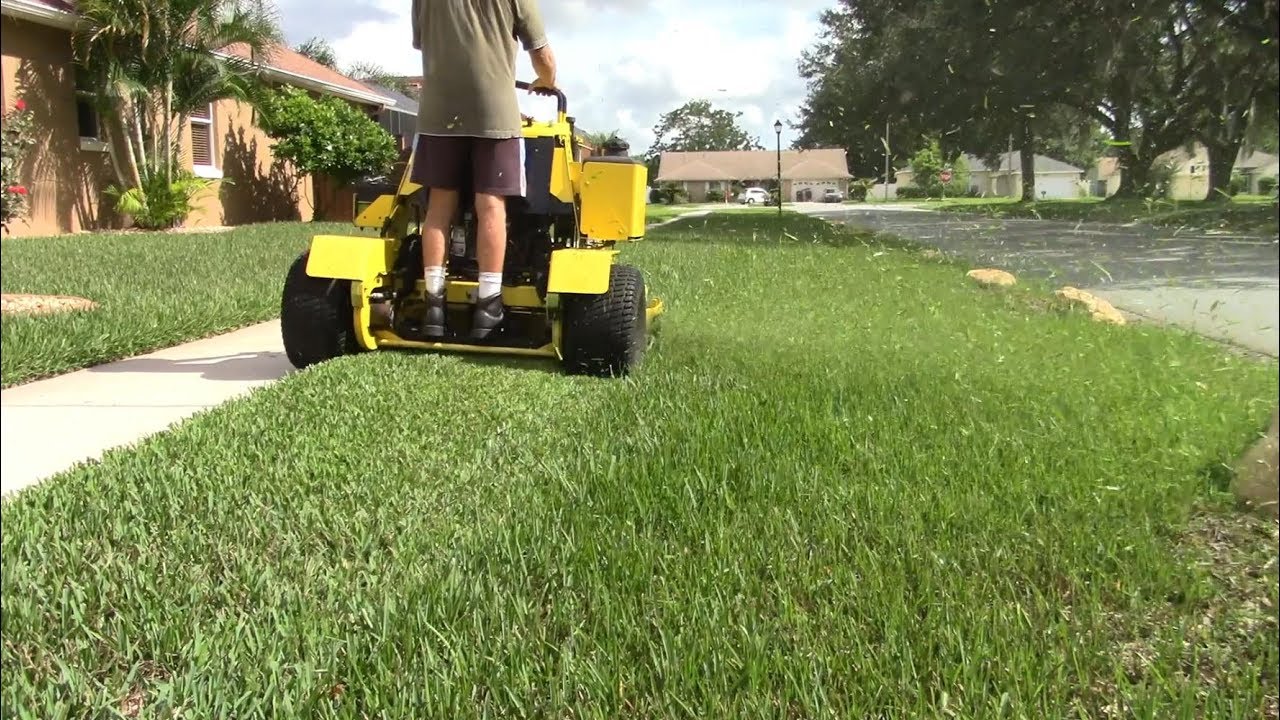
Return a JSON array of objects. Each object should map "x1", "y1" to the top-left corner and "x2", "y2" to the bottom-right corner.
[{"x1": 2, "y1": 98, "x2": 36, "y2": 231}]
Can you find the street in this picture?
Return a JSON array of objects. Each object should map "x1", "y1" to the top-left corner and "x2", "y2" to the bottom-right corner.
[{"x1": 799, "y1": 204, "x2": 1280, "y2": 357}]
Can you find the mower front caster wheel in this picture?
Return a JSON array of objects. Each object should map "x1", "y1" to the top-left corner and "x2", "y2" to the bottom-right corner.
[
  {"x1": 280, "y1": 251, "x2": 361, "y2": 369},
  {"x1": 562, "y1": 263, "x2": 649, "y2": 378}
]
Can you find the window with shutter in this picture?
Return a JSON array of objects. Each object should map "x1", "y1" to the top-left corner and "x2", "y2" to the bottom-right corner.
[{"x1": 190, "y1": 104, "x2": 214, "y2": 168}]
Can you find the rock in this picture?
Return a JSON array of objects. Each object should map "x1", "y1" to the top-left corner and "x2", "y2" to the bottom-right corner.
[
  {"x1": 966, "y1": 268, "x2": 1016, "y2": 287},
  {"x1": 1232, "y1": 408, "x2": 1279, "y2": 518},
  {"x1": 1054, "y1": 286, "x2": 1127, "y2": 325}
]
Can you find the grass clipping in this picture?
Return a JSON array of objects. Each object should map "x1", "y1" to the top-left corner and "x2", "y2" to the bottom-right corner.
[{"x1": 1, "y1": 212, "x2": 1277, "y2": 718}]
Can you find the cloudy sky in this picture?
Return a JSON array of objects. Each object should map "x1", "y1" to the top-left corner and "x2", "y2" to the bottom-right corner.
[{"x1": 273, "y1": 0, "x2": 835, "y2": 153}]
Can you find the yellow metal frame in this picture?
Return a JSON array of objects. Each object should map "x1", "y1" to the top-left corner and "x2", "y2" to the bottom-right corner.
[{"x1": 307, "y1": 90, "x2": 665, "y2": 361}]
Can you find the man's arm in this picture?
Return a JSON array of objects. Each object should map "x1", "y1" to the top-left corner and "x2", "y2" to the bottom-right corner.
[{"x1": 513, "y1": 0, "x2": 555, "y2": 88}]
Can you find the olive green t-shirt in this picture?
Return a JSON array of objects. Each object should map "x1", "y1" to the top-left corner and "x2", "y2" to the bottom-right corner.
[{"x1": 411, "y1": 0, "x2": 549, "y2": 139}]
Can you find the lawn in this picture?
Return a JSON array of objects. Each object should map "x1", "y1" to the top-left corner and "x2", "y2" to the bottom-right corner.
[
  {"x1": 645, "y1": 204, "x2": 700, "y2": 224},
  {"x1": 3, "y1": 213, "x2": 1278, "y2": 718},
  {"x1": 0, "y1": 222, "x2": 358, "y2": 387},
  {"x1": 938, "y1": 196, "x2": 1280, "y2": 235}
]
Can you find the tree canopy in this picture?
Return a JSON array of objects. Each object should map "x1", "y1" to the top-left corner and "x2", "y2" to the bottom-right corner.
[{"x1": 794, "y1": 0, "x2": 1280, "y2": 201}]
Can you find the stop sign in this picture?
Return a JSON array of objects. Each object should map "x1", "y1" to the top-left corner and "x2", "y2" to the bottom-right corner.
[{"x1": 940, "y1": 169, "x2": 953, "y2": 184}]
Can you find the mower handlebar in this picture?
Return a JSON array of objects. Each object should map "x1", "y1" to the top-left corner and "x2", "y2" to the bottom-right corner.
[{"x1": 516, "y1": 80, "x2": 567, "y2": 115}]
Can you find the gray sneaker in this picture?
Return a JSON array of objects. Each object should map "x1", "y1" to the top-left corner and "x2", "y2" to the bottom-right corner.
[{"x1": 471, "y1": 292, "x2": 504, "y2": 340}]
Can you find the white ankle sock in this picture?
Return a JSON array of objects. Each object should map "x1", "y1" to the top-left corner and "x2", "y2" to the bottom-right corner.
[
  {"x1": 425, "y1": 266, "x2": 445, "y2": 296},
  {"x1": 478, "y1": 272, "x2": 503, "y2": 300}
]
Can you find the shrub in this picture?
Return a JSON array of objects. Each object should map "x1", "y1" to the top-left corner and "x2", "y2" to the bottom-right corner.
[
  {"x1": 105, "y1": 163, "x2": 216, "y2": 230},
  {"x1": 896, "y1": 185, "x2": 930, "y2": 199},
  {"x1": 1227, "y1": 173, "x2": 1247, "y2": 196},
  {"x1": 1, "y1": 98, "x2": 36, "y2": 232},
  {"x1": 651, "y1": 182, "x2": 688, "y2": 205},
  {"x1": 1259, "y1": 175, "x2": 1277, "y2": 196},
  {"x1": 255, "y1": 86, "x2": 398, "y2": 214}
]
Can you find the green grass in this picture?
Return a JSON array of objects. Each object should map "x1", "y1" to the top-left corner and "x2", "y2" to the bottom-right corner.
[
  {"x1": 3, "y1": 213, "x2": 1278, "y2": 718},
  {"x1": 938, "y1": 196, "x2": 1280, "y2": 235},
  {"x1": 645, "y1": 204, "x2": 703, "y2": 223},
  {"x1": 0, "y1": 222, "x2": 359, "y2": 387}
]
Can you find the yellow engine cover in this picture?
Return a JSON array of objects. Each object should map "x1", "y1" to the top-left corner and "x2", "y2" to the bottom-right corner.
[{"x1": 579, "y1": 158, "x2": 648, "y2": 241}]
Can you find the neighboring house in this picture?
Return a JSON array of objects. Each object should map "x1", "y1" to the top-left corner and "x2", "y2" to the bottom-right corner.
[
  {"x1": 656, "y1": 148, "x2": 852, "y2": 203},
  {"x1": 364, "y1": 83, "x2": 419, "y2": 155},
  {"x1": 896, "y1": 152, "x2": 1087, "y2": 199},
  {"x1": 1088, "y1": 143, "x2": 1279, "y2": 199},
  {"x1": 0, "y1": 0, "x2": 398, "y2": 236}
]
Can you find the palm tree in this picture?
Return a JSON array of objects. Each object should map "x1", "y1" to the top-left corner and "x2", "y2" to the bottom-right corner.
[{"x1": 72, "y1": 0, "x2": 281, "y2": 220}]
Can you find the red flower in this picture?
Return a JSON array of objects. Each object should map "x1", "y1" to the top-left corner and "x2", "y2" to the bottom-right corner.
[
  {"x1": 13, "y1": 99, "x2": 25, "y2": 111},
  {"x1": 6, "y1": 185, "x2": 28, "y2": 196}
]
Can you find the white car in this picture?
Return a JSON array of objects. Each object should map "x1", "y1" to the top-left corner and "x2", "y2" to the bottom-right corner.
[{"x1": 737, "y1": 187, "x2": 770, "y2": 205}]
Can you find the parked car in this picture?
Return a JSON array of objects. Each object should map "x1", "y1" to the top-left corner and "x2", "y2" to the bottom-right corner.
[
  {"x1": 738, "y1": 187, "x2": 770, "y2": 205},
  {"x1": 822, "y1": 188, "x2": 844, "y2": 203}
]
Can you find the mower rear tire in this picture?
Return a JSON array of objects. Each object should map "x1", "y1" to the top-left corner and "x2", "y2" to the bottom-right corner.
[
  {"x1": 561, "y1": 263, "x2": 647, "y2": 378},
  {"x1": 280, "y1": 251, "x2": 361, "y2": 369}
]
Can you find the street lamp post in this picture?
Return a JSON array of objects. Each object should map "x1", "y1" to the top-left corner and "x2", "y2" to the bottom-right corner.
[{"x1": 774, "y1": 119, "x2": 783, "y2": 216}]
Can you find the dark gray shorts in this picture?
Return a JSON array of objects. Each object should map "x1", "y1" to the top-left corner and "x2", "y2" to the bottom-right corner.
[{"x1": 409, "y1": 134, "x2": 525, "y2": 197}]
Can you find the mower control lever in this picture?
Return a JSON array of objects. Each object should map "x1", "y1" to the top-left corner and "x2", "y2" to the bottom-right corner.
[{"x1": 516, "y1": 81, "x2": 567, "y2": 115}]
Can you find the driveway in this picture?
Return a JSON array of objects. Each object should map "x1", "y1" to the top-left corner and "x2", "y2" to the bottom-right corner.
[{"x1": 798, "y1": 204, "x2": 1280, "y2": 357}]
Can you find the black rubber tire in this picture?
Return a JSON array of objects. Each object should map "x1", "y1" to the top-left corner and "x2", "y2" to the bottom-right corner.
[
  {"x1": 280, "y1": 251, "x2": 360, "y2": 369},
  {"x1": 561, "y1": 263, "x2": 648, "y2": 378}
]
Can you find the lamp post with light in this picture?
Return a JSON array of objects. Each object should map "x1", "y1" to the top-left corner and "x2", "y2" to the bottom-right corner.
[{"x1": 774, "y1": 119, "x2": 783, "y2": 216}]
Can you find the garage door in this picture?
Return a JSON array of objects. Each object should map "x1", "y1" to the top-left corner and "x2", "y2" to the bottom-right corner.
[{"x1": 1036, "y1": 175, "x2": 1080, "y2": 200}]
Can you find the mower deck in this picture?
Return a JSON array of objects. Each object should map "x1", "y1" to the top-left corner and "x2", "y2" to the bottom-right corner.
[{"x1": 372, "y1": 297, "x2": 665, "y2": 358}]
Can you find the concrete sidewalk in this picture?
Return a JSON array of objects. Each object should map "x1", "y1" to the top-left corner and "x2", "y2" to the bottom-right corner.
[{"x1": 1, "y1": 321, "x2": 292, "y2": 499}]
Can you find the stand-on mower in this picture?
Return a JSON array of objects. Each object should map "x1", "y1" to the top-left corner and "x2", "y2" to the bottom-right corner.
[{"x1": 278, "y1": 82, "x2": 663, "y2": 377}]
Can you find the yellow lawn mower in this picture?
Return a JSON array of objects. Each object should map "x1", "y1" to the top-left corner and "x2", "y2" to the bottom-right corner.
[{"x1": 278, "y1": 82, "x2": 664, "y2": 377}]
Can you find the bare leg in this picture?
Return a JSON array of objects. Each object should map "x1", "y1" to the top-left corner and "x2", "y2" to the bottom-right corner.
[
  {"x1": 422, "y1": 188, "x2": 458, "y2": 275},
  {"x1": 473, "y1": 192, "x2": 506, "y2": 275}
]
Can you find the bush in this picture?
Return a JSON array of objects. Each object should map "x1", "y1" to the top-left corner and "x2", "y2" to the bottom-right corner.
[
  {"x1": 896, "y1": 186, "x2": 930, "y2": 199},
  {"x1": 1259, "y1": 176, "x2": 1278, "y2": 196},
  {"x1": 651, "y1": 182, "x2": 688, "y2": 205},
  {"x1": 105, "y1": 164, "x2": 216, "y2": 230},
  {"x1": 1227, "y1": 173, "x2": 1247, "y2": 197},
  {"x1": 1, "y1": 98, "x2": 36, "y2": 232},
  {"x1": 255, "y1": 86, "x2": 398, "y2": 212}
]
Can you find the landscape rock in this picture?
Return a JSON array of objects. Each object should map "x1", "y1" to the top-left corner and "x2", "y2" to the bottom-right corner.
[
  {"x1": 1054, "y1": 286, "x2": 1127, "y2": 325},
  {"x1": 966, "y1": 268, "x2": 1016, "y2": 287},
  {"x1": 1, "y1": 293, "x2": 99, "y2": 317},
  {"x1": 1231, "y1": 407, "x2": 1279, "y2": 518}
]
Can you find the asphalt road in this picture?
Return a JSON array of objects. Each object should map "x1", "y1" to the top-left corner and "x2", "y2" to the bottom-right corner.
[{"x1": 798, "y1": 203, "x2": 1280, "y2": 357}]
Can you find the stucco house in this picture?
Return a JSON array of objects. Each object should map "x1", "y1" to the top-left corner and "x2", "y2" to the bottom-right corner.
[
  {"x1": 1088, "y1": 144, "x2": 1279, "y2": 199},
  {"x1": 655, "y1": 148, "x2": 852, "y2": 203},
  {"x1": 896, "y1": 152, "x2": 1087, "y2": 199},
  {"x1": 1, "y1": 0, "x2": 399, "y2": 237}
]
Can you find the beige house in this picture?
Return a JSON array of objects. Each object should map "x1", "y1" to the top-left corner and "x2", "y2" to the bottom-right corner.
[
  {"x1": 656, "y1": 148, "x2": 852, "y2": 203},
  {"x1": 1088, "y1": 143, "x2": 1279, "y2": 199},
  {"x1": 896, "y1": 152, "x2": 1087, "y2": 199},
  {"x1": 1, "y1": 0, "x2": 398, "y2": 237}
]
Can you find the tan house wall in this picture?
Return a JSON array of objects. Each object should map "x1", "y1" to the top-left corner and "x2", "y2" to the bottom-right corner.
[
  {"x1": 1, "y1": 14, "x2": 115, "y2": 237},
  {"x1": 1, "y1": 17, "x2": 363, "y2": 237}
]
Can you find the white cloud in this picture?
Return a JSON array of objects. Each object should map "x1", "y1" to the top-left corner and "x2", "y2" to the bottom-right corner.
[{"x1": 275, "y1": 0, "x2": 832, "y2": 152}]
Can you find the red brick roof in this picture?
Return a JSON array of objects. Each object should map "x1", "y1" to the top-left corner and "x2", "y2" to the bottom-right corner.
[{"x1": 220, "y1": 43, "x2": 387, "y2": 102}]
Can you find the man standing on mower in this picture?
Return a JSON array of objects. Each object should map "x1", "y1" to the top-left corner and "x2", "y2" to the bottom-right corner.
[{"x1": 410, "y1": 0, "x2": 558, "y2": 340}]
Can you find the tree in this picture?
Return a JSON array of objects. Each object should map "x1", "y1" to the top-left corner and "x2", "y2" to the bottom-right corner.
[
  {"x1": 254, "y1": 86, "x2": 399, "y2": 218},
  {"x1": 794, "y1": 0, "x2": 1108, "y2": 201},
  {"x1": 1180, "y1": 0, "x2": 1280, "y2": 199},
  {"x1": 345, "y1": 61, "x2": 415, "y2": 96},
  {"x1": 296, "y1": 36, "x2": 337, "y2": 69},
  {"x1": 646, "y1": 100, "x2": 762, "y2": 159},
  {"x1": 72, "y1": 0, "x2": 281, "y2": 227}
]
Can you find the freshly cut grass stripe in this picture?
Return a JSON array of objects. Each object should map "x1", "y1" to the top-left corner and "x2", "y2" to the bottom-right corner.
[
  {"x1": 0, "y1": 223, "x2": 359, "y2": 387},
  {"x1": 2, "y1": 213, "x2": 1276, "y2": 718}
]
